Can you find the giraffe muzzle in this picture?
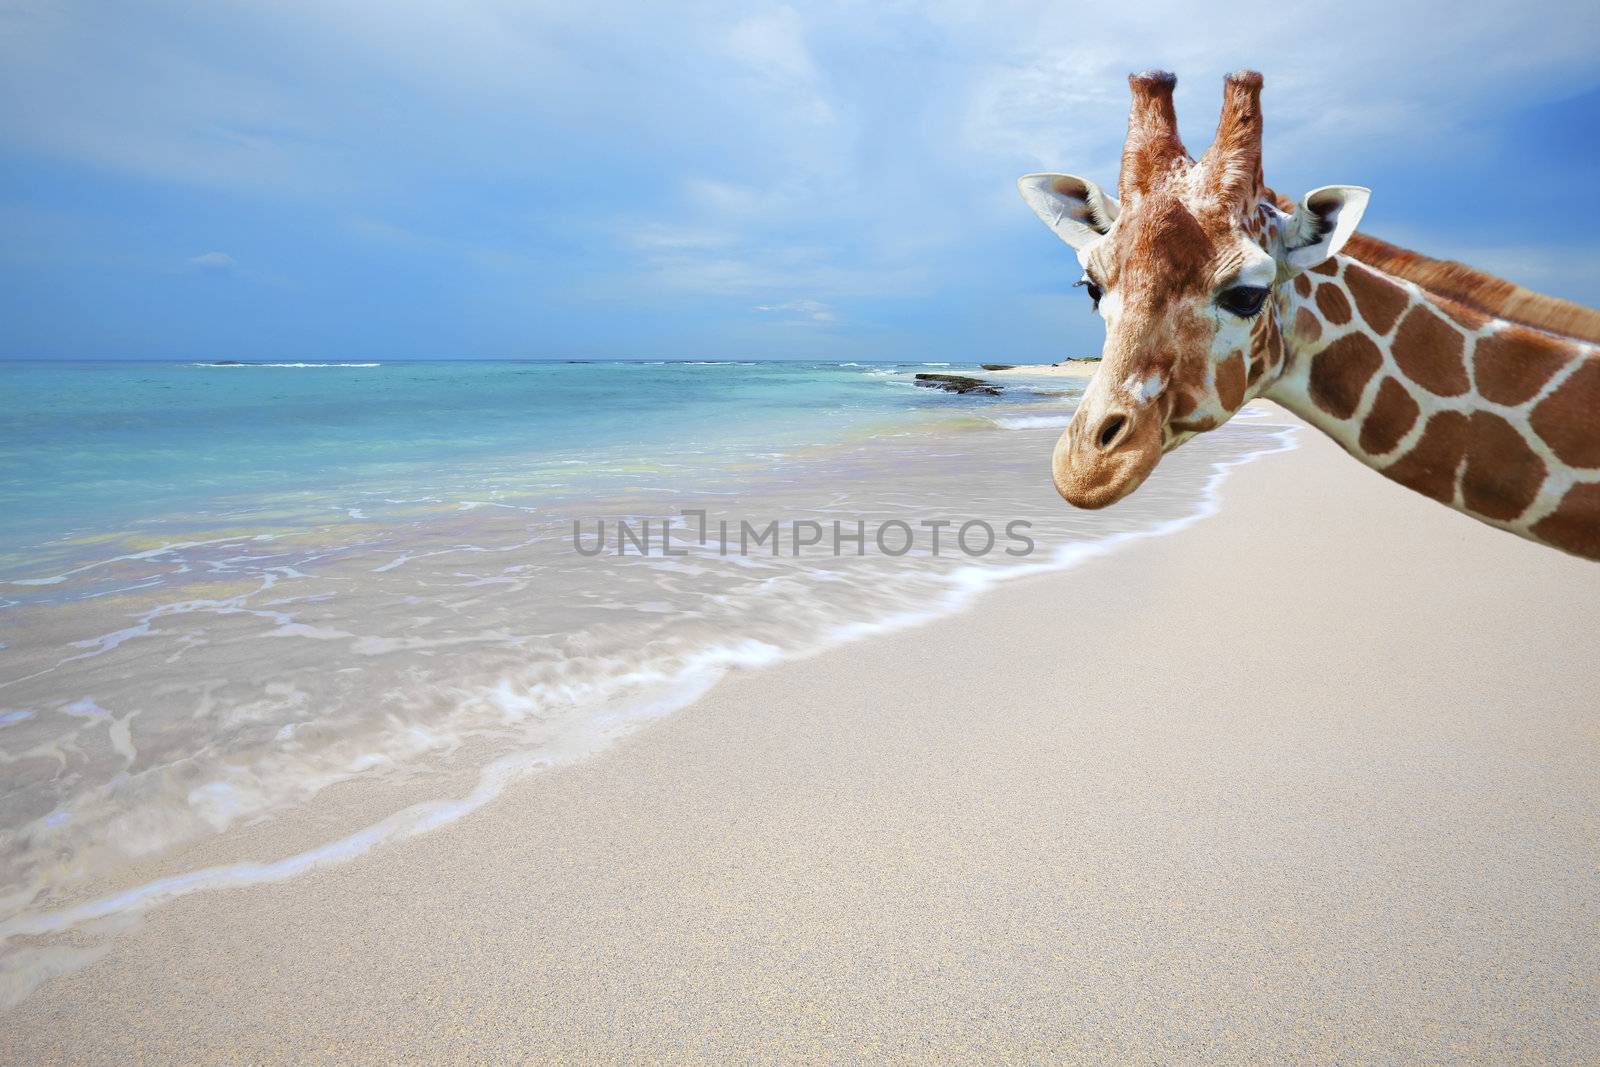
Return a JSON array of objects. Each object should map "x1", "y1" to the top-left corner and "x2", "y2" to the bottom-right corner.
[{"x1": 1051, "y1": 403, "x2": 1163, "y2": 509}]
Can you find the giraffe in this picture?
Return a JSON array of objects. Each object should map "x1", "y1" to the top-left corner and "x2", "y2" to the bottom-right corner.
[{"x1": 1017, "y1": 70, "x2": 1600, "y2": 561}]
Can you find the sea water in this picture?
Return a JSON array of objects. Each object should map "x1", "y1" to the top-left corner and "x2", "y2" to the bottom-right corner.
[{"x1": 0, "y1": 359, "x2": 1292, "y2": 1003}]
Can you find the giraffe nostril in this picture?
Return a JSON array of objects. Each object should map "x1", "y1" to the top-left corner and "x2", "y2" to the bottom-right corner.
[{"x1": 1096, "y1": 413, "x2": 1128, "y2": 449}]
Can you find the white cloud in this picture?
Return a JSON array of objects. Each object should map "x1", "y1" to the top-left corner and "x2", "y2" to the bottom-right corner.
[
  {"x1": 5, "y1": 0, "x2": 1598, "y2": 355},
  {"x1": 188, "y1": 251, "x2": 235, "y2": 269},
  {"x1": 754, "y1": 298, "x2": 836, "y2": 323},
  {"x1": 944, "y1": 0, "x2": 1598, "y2": 183},
  {"x1": 625, "y1": 223, "x2": 736, "y2": 254},
  {"x1": 681, "y1": 178, "x2": 809, "y2": 220},
  {"x1": 961, "y1": 47, "x2": 1129, "y2": 171},
  {"x1": 721, "y1": 6, "x2": 834, "y2": 126},
  {"x1": 8, "y1": 1, "x2": 1592, "y2": 198},
  {"x1": 725, "y1": 6, "x2": 817, "y2": 86}
]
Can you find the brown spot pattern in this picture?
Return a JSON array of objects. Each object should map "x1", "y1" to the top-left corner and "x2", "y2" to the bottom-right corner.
[
  {"x1": 1308, "y1": 258, "x2": 1339, "y2": 277},
  {"x1": 1293, "y1": 308, "x2": 1321, "y2": 344},
  {"x1": 1392, "y1": 305, "x2": 1468, "y2": 396},
  {"x1": 1462, "y1": 412, "x2": 1546, "y2": 520},
  {"x1": 1474, "y1": 326, "x2": 1571, "y2": 406},
  {"x1": 1343, "y1": 263, "x2": 1409, "y2": 335},
  {"x1": 1216, "y1": 352, "x2": 1246, "y2": 411},
  {"x1": 1248, "y1": 312, "x2": 1282, "y2": 387},
  {"x1": 1293, "y1": 274, "x2": 1313, "y2": 298},
  {"x1": 1382, "y1": 411, "x2": 1469, "y2": 503},
  {"x1": 1170, "y1": 388, "x2": 1197, "y2": 418},
  {"x1": 1531, "y1": 360, "x2": 1600, "y2": 467},
  {"x1": 1266, "y1": 311, "x2": 1283, "y2": 364},
  {"x1": 1315, "y1": 284, "x2": 1352, "y2": 325},
  {"x1": 1530, "y1": 482, "x2": 1600, "y2": 560},
  {"x1": 1309, "y1": 332, "x2": 1382, "y2": 420},
  {"x1": 1357, "y1": 378, "x2": 1419, "y2": 456}
]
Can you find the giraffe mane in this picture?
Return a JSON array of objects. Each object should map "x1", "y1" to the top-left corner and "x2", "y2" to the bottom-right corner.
[{"x1": 1342, "y1": 233, "x2": 1600, "y2": 346}]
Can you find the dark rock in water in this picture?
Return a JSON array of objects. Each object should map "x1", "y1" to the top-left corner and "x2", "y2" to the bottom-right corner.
[
  {"x1": 211, "y1": 360, "x2": 245, "y2": 365},
  {"x1": 980, "y1": 363, "x2": 1016, "y2": 371},
  {"x1": 914, "y1": 373, "x2": 1002, "y2": 396}
]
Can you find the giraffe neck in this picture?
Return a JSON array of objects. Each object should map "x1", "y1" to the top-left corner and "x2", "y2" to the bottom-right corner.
[{"x1": 1263, "y1": 253, "x2": 1600, "y2": 561}]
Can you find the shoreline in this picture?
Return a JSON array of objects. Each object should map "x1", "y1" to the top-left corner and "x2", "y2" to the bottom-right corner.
[
  {"x1": 8, "y1": 408, "x2": 1600, "y2": 1059},
  {"x1": 0, "y1": 407, "x2": 1294, "y2": 1010}
]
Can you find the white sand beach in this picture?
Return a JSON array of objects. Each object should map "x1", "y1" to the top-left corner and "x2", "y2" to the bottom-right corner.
[
  {"x1": 988, "y1": 361, "x2": 1101, "y2": 380},
  {"x1": 7, "y1": 410, "x2": 1598, "y2": 1062}
]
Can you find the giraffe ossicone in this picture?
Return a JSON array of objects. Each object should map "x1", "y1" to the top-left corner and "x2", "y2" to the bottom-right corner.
[{"x1": 1019, "y1": 69, "x2": 1600, "y2": 561}]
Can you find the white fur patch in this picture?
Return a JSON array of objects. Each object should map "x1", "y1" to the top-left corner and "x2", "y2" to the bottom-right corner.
[{"x1": 1121, "y1": 371, "x2": 1164, "y2": 402}]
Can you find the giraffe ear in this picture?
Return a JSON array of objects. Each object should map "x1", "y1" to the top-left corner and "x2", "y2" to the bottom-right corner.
[
  {"x1": 1018, "y1": 173, "x2": 1119, "y2": 251},
  {"x1": 1282, "y1": 185, "x2": 1370, "y2": 273}
]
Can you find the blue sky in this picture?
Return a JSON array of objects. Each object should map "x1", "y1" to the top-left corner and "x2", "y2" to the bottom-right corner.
[{"x1": 2, "y1": 1, "x2": 1597, "y2": 361}]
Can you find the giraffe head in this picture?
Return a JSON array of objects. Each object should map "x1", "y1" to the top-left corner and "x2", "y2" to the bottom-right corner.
[{"x1": 1018, "y1": 70, "x2": 1369, "y2": 507}]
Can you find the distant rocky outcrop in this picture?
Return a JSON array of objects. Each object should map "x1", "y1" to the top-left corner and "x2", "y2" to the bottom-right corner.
[
  {"x1": 914, "y1": 373, "x2": 1002, "y2": 396},
  {"x1": 979, "y1": 363, "x2": 1016, "y2": 371}
]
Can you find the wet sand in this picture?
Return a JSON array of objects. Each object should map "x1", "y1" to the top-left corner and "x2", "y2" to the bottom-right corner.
[{"x1": 7, "y1": 412, "x2": 1599, "y2": 1062}]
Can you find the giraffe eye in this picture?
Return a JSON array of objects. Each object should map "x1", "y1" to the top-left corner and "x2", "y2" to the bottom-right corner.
[
  {"x1": 1218, "y1": 285, "x2": 1269, "y2": 317},
  {"x1": 1074, "y1": 278, "x2": 1104, "y2": 311}
]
